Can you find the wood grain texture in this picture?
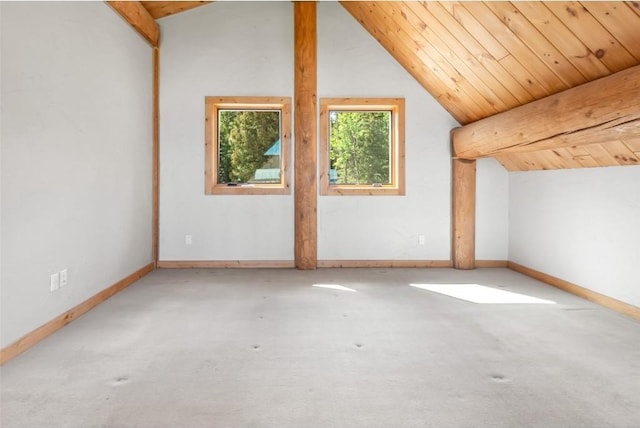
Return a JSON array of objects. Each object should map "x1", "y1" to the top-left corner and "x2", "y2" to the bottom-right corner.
[
  {"x1": 452, "y1": 158, "x2": 476, "y2": 270},
  {"x1": 628, "y1": 1, "x2": 640, "y2": 18},
  {"x1": 339, "y1": 1, "x2": 640, "y2": 137},
  {"x1": 376, "y1": 2, "x2": 501, "y2": 117},
  {"x1": 107, "y1": 1, "x2": 159, "y2": 47},
  {"x1": 462, "y1": 1, "x2": 564, "y2": 96},
  {"x1": 484, "y1": 2, "x2": 586, "y2": 89},
  {"x1": 575, "y1": 2, "x2": 640, "y2": 63},
  {"x1": 153, "y1": 47, "x2": 159, "y2": 266},
  {"x1": 509, "y1": 261, "x2": 640, "y2": 320},
  {"x1": 294, "y1": 2, "x2": 318, "y2": 270},
  {"x1": 453, "y1": 64, "x2": 640, "y2": 159},
  {"x1": 475, "y1": 260, "x2": 509, "y2": 268},
  {"x1": 340, "y1": 1, "x2": 478, "y2": 124},
  {"x1": 406, "y1": 2, "x2": 521, "y2": 109},
  {"x1": 497, "y1": 138, "x2": 640, "y2": 171},
  {"x1": 447, "y1": 5, "x2": 543, "y2": 102},
  {"x1": 512, "y1": 2, "x2": 610, "y2": 82},
  {"x1": 545, "y1": 1, "x2": 636, "y2": 73},
  {"x1": 0, "y1": 264, "x2": 154, "y2": 365},
  {"x1": 141, "y1": 1, "x2": 212, "y2": 19},
  {"x1": 157, "y1": 261, "x2": 295, "y2": 268}
]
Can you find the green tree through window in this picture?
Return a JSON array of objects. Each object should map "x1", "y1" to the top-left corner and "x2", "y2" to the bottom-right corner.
[
  {"x1": 329, "y1": 111, "x2": 391, "y2": 185},
  {"x1": 218, "y1": 110, "x2": 281, "y2": 184},
  {"x1": 320, "y1": 98, "x2": 404, "y2": 196},
  {"x1": 206, "y1": 96, "x2": 291, "y2": 195}
]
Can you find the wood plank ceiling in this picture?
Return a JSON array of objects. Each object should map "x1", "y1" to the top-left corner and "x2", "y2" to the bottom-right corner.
[{"x1": 142, "y1": 1, "x2": 640, "y2": 171}]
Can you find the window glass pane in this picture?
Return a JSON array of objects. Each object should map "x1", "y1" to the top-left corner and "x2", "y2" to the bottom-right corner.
[
  {"x1": 218, "y1": 110, "x2": 281, "y2": 184},
  {"x1": 328, "y1": 111, "x2": 391, "y2": 185}
]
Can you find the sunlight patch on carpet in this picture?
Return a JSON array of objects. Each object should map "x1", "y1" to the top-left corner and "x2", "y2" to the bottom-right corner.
[
  {"x1": 312, "y1": 284, "x2": 357, "y2": 292},
  {"x1": 409, "y1": 283, "x2": 555, "y2": 304}
]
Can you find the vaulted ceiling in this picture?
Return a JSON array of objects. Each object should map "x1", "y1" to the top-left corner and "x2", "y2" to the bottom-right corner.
[{"x1": 139, "y1": 1, "x2": 640, "y2": 171}]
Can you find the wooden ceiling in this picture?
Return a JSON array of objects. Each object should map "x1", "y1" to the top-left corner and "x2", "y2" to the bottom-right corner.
[
  {"x1": 497, "y1": 137, "x2": 640, "y2": 170},
  {"x1": 140, "y1": 1, "x2": 640, "y2": 171},
  {"x1": 140, "y1": 1, "x2": 212, "y2": 19}
]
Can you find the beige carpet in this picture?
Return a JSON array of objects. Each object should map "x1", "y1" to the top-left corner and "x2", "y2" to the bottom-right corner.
[{"x1": 2, "y1": 268, "x2": 639, "y2": 427}]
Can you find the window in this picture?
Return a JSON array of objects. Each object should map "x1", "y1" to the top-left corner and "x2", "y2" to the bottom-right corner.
[
  {"x1": 320, "y1": 98, "x2": 405, "y2": 196},
  {"x1": 205, "y1": 97, "x2": 291, "y2": 195}
]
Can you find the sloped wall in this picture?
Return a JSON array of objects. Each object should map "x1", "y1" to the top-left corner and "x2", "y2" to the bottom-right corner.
[
  {"x1": 509, "y1": 166, "x2": 640, "y2": 307},
  {"x1": 1, "y1": 2, "x2": 153, "y2": 348}
]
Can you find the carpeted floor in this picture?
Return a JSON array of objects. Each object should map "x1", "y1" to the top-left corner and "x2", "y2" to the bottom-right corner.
[{"x1": 2, "y1": 268, "x2": 639, "y2": 428}]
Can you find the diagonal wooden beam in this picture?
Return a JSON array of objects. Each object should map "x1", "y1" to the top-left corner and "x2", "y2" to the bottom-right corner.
[
  {"x1": 107, "y1": 1, "x2": 160, "y2": 47},
  {"x1": 453, "y1": 64, "x2": 640, "y2": 159},
  {"x1": 140, "y1": 1, "x2": 213, "y2": 20}
]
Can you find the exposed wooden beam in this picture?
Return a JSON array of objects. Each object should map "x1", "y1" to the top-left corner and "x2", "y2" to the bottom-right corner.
[
  {"x1": 452, "y1": 64, "x2": 640, "y2": 159},
  {"x1": 140, "y1": 1, "x2": 213, "y2": 20},
  {"x1": 152, "y1": 47, "x2": 160, "y2": 267},
  {"x1": 107, "y1": 1, "x2": 160, "y2": 47},
  {"x1": 294, "y1": 2, "x2": 317, "y2": 270},
  {"x1": 452, "y1": 158, "x2": 475, "y2": 270}
]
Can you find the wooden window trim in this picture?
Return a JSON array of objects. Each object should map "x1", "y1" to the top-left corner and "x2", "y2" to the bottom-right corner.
[
  {"x1": 319, "y1": 97, "x2": 405, "y2": 196},
  {"x1": 205, "y1": 96, "x2": 291, "y2": 195}
]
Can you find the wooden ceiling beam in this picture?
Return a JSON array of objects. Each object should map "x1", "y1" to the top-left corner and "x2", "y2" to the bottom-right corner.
[
  {"x1": 140, "y1": 1, "x2": 213, "y2": 20},
  {"x1": 107, "y1": 1, "x2": 159, "y2": 47},
  {"x1": 452, "y1": 64, "x2": 640, "y2": 159}
]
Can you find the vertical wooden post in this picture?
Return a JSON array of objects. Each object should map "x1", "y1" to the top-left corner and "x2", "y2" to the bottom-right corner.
[
  {"x1": 452, "y1": 158, "x2": 476, "y2": 270},
  {"x1": 294, "y1": 2, "x2": 318, "y2": 270},
  {"x1": 152, "y1": 47, "x2": 160, "y2": 268}
]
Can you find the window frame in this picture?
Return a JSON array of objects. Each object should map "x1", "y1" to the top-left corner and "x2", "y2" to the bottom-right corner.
[
  {"x1": 205, "y1": 96, "x2": 291, "y2": 195},
  {"x1": 319, "y1": 97, "x2": 405, "y2": 196}
]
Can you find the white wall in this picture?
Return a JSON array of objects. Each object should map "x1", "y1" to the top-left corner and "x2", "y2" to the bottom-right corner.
[
  {"x1": 317, "y1": 2, "x2": 453, "y2": 260},
  {"x1": 477, "y1": 158, "x2": 509, "y2": 260},
  {"x1": 158, "y1": 1, "x2": 509, "y2": 262},
  {"x1": 317, "y1": 3, "x2": 508, "y2": 261},
  {"x1": 509, "y1": 166, "x2": 640, "y2": 307},
  {"x1": 0, "y1": 2, "x2": 153, "y2": 348},
  {"x1": 159, "y1": 2, "x2": 295, "y2": 261},
  {"x1": 0, "y1": 3, "x2": 3, "y2": 308}
]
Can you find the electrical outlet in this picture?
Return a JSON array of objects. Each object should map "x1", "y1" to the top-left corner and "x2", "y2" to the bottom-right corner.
[
  {"x1": 50, "y1": 272, "x2": 60, "y2": 292},
  {"x1": 418, "y1": 235, "x2": 425, "y2": 245},
  {"x1": 60, "y1": 269, "x2": 68, "y2": 288},
  {"x1": 185, "y1": 235, "x2": 192, "y2": 245}
]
